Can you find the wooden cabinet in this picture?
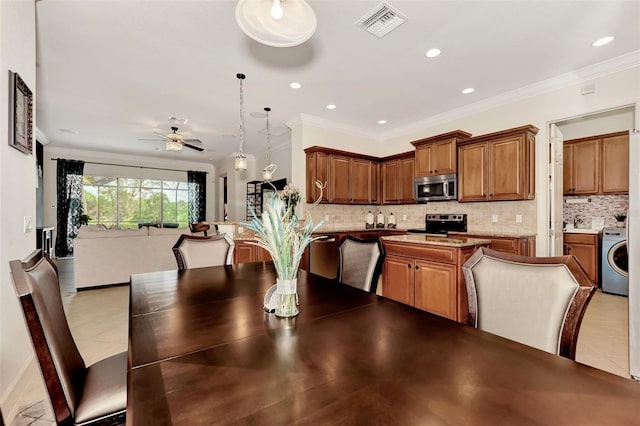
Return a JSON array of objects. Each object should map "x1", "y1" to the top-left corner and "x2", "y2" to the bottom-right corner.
[
  {"x1": 381, "y1": 239, "x2": 486, "y2": 322},
  {"x1": 450, "y1": 233, "x2": 535, "y2": 256},
  {"x1": 306, "y1": 150, "x2": 329, "y2": 203},
  {"x1": 563, "y1": 138, "x2": 599, "y2": 195},
  {"x1": 458, "y1": 125, "x2": 538, "y2": 202},
  {"x1": 412, "y1": 130, "x2": 471, "y2": 177},
  {"x1": 381, "y1": 152, "x2": 415, "y2": 204},
  {"x1": 563, "y1": 131, "x2": 629, "y2": 196},
  {"x1": 234, "y1": 241, "x2": 272, "y2": 264},
  {"x1": 305, "y1": 147, "x2": 378, "y2": 205},
  {"x1": 601, "y1": 133, "x2": 629, "y2": 194},
  {"x1": 563, "y1": 233, "x2": 600, "y2": 286}
]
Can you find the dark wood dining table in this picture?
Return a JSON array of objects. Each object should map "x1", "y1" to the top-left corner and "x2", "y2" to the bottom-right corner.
[{"x1": 127, "y1": 262, "x2": 639, "y2": 425}]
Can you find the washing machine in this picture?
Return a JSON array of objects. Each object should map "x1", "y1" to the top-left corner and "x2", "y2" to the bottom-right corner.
[{"x1": 601, "y1": 227, "x2": 628, "y2": 296}]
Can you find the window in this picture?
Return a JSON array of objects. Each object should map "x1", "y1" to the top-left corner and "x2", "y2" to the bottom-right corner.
[{"x1": 83, "y1": 176, "x2": 189, "y2": 228}]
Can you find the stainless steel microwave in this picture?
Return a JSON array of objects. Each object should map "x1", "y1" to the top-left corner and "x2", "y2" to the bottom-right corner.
[{"x1": 414, "y1": 174, "x2": 457, "y2": 202}]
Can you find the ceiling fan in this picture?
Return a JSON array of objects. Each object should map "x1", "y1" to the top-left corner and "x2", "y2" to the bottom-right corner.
[{"x1": 139, "y1": 127, "x2": 204, "y2": 152}]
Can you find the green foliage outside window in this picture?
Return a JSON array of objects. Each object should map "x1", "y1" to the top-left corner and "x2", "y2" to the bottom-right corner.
[{"x1": 83, "y1": 176, "x2": 189, "y2": 228}]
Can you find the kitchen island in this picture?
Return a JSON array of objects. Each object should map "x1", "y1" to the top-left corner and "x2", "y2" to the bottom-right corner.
[{"x1": 380, "y1": 234, "x2": 490, "y2": 323}]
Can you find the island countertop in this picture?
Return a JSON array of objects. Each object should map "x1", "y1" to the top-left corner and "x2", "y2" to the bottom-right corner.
[{"x1": 381, "y1": 234, "x2": 491, "y2": 248}]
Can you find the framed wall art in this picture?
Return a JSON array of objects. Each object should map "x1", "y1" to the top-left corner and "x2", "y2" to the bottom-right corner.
[{"x1": 8, "y1": 70, "x2": 33, "y2": 155}]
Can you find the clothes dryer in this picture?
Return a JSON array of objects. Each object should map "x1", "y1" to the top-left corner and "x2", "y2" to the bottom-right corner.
[{"x1": 601, "y1": 227, "x2": 628, "y2": 296}]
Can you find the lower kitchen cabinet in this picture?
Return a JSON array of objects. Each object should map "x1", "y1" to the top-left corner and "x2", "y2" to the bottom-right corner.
[
  {"x1": 563, "y1": 233, "x2": 600, "y2": 286},
  {"x1": 414, "y1": 260, "x2": 457, "y2": 319},
  {"x1": 382, "y1": 255, "x2": 415, "y2": 305},
  {"x1": 234, "y1": 241, "x2": 272, "y2": 264}
]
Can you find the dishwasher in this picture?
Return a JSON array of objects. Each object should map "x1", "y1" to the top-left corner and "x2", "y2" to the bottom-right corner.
[{"x1": 309, "y1": 235, "x2": 339, "y2": 279}]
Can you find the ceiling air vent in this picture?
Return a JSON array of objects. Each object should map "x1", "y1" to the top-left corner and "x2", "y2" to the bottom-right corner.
[{"x1": 355, "y1": 2, "x2": 407, "y2": 38}]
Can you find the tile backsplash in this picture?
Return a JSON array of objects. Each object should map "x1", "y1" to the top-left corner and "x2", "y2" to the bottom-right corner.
[
  {"x1": 563, "y1": 194, "x2": 629, "y2": 228},
  {"x1": 303, "y1": 200, "x2": 537, "y2": 233}
]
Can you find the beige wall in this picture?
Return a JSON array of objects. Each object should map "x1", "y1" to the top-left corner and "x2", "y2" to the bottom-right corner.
[{"x1": 0, "y1": 0, "x2": 37, "y2": 416}]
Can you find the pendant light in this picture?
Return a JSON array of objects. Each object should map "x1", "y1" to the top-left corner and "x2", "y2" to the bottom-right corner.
[
  {"x1": 234, "y1": 73, "x2": 248, "y2": 171},
  {"x1": 262, "y1": 107, "x2": 277, "y2": 181}
]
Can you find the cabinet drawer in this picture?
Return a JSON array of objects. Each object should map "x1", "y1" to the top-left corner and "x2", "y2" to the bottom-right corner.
[
  {"x1": 488, "y1": 238, "x2": 518, "y2": 253},
  {"x1": 384, "y1": 241, "x2": 456, "y2": 264},
  {"x1": 563, "y1": 233, "x2": 597, "y2": 245}
]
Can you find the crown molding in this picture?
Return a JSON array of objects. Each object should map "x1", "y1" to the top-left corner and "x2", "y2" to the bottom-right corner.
[
  {"x1": 45, "y1": 146, "x2": 214, "y2": 171},
  {"x1": 378, "y1": 51, "x2": 640, "y2": 141},
  {"x1": 35, "y1": 127, "x2": 48, "y2": 144}
]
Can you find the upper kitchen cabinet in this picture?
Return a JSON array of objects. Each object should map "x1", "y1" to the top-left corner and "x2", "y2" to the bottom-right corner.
[
  {"x1": 381, "y1": 152, "x2": 415, "y2": 205},
  {"x1": 563, "y1": 131, "x2": 629, "y2": 196},
  {"x1": 411, "y1": 130, "x2": 472, "y2": 177},
  {"x1": 304, "y1": 147, "x2": 379, "y2": 205},
  {"x1": 458, "y1": 125, "x2": 538, "y2": 202}
]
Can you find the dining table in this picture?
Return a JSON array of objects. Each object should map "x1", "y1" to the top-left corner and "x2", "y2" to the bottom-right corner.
[{"x1": 127, "y1": 262, "x2": 639, "y2": 425}]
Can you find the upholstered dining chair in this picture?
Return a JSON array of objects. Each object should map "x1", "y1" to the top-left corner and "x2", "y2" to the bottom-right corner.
[
  {"x1": 337, "y1": 236, "x2": 385, "y2": 293},
  {"x1": 189, "y1": 221, "x2": 219, "y2": 236},
  {"x1": 462, "y1": 247, "x2": 597, "y2": 360},
  {"x1": 10, "y1": 250, "x2": 126, "y2": 426},
  {"x1": 172, "y1": 234, "x2": 235, "y2": 270}
]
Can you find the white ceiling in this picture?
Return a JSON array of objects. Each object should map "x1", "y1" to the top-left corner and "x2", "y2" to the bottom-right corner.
[{"x1": 35, "y1": 0, "x2": 640, "y2": 165}]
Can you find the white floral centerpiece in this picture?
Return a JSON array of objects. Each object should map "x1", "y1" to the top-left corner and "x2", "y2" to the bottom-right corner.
[{"x1": 245, "y1": 184, "x2": 323, "y2": 317}]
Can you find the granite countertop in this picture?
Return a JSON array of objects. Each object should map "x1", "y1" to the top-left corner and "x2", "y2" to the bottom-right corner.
[
  {"x1": 381, "y1": 234, "x2": 491, "y2": 248},
  {"x1": 563, "y1": 228, "x2": 603, "y2": 235},
  {"x1": 451, "y1": 231, "x2": 537, "y2": 238},
  {"x1": 313, "y1": 226, "x2": 406, "y2": 234}
]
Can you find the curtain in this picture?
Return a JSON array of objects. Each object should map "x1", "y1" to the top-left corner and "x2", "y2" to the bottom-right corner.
[
  {"x1": 55, "y1": 159, "x2": 84, "y2": 257},
  {"x1": 188, "y1": 171, "x2": 206, "y2": 223}
]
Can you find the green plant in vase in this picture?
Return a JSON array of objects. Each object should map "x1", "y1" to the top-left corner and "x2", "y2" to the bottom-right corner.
[{"x1": 245, "y1": 184, "x2": 323, "y2": 317}]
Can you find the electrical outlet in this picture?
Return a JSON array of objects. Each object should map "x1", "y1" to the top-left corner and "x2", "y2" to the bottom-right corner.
[
  {"x1": 515, "y1": 215, "x2": 523, "y2": 223},
  {"x1": 402, "y1": 214, "x2": 407, "y2": 221},
  {"x1": 24, "y1": 216, "x2": 33, "y2": 233},
  {"x1": 491, "y1": 214, "x2": 498, "y2": 223},
  {"x1": 237, "y1": 226, "x2": 244, "y2": 234},
  {"x1": 324, "y1": 215, "x2": 330, "y2": 222}
]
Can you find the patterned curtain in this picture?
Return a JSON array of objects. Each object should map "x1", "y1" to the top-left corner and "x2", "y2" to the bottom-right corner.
[
  {"x1": 55, "y1": 159, "x2": 84, "y2": 257},
  {"x1": 188, "y1": 171, "x2": 206, "y2": 223}
]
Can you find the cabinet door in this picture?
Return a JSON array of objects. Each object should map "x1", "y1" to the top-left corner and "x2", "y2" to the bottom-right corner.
[
  {"x1": 371, "y1": 162, "x2": 380, "y2": 204},
  {"x1": 572, "y1": 139, "x2": 600, "y2": 194},
  {"x1": 399, "y1": 157, "x2": 415, "y2": 202},
  {"x1": 306, "y1": 152, "x2": 329, "y2": 203},
  {"x1": 458, "y1": 143, "x2": 488, "y2": 202},
  {"x1": 256, "y1": 246, "x2": 272, "y2": 262},
  {"x1": 234, "y1": 242, "x2": 255, "y2": 264},
  {"x1": 329, "y1": 156, "x2": 351, "y2": 203},
  {"x1": 432, "y1": 139, "x2": 456, "y2": 175},
  {"x1": 382, "y1": 160, "x2": 399, "y2": 204},
  {"x1": 565, "y1": 242, "x2": 597, "y2": 284},
  {"x1": 351, "y1": 158, "x2": 373, "y2": 204},
  {"x1": 563, "y1": 144, "x2": 574, "y2": 195},
  {"x1": 601, "y1": 134, "x2": 629, "y2": 194},
  {"x1": 382, "y1": 255, "x2": 414, "y2": 305},
  {"x1": 415, "y1": 144, "x2": 432, "y2": 177},
  {"x1": 414, "y1": 260, "x2": 457, "y2": 320},
  {"x1": 489, "y1": 136, "x2": 524, "y2": 200}
]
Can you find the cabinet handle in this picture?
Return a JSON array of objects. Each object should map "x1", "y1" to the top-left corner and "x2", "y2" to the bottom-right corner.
[
  {"x1": 415, "y1": 265, "x2": 420, "y2": 270},
  {"x1": 434, "y1": 170, "x2": 438, "y2": 173},
  {"x1": 489, "y1": 193, "x2": 494, "y2": 197},
  {"x1": 407, "y1": 264, "x2": 412, "y2": 269}
]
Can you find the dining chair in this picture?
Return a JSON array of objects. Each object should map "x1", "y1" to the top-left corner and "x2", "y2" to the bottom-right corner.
[
  {"x1": 462, "y1": 247, "x2": 597, "y2": 360},
  {"x1": 10, "y1": 250, "x2": 126, "y2": 426},
  {"x1": 337, "y1": 235, "x2": 385, "y2": 293},
  {"x1": 172, "y1": 234, "x2": 235, "y2": 270},
  {"x1": 189, "y1": 221, "x2": 219, "y2": 236}
]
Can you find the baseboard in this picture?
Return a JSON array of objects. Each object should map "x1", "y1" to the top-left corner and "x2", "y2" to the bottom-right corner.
[{"x1": 0, "y1": 355, "x2": 36, "y2": 423}]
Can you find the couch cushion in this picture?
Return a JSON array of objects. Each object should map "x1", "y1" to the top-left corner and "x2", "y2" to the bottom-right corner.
[{"x1": 148, "y1": 226, "x2": 189, "y2": 236}]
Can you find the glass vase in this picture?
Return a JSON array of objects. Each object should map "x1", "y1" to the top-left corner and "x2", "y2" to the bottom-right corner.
[{"x1": 275, "y1": 278, "x2": 299, "y2": 318}]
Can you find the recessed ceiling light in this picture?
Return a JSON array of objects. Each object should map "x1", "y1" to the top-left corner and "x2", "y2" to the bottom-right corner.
[
  {"x1": 462, "y1": 88, "x2": 474, "y2": 94},
  {"x1": 378, "y1": 120, "x2": 387, "y2": 124},
  {"x1": 425, "y1": 48, "x2": 441, "y2": 58},
  {"x1": 290, "y1": 82, "x2": 302, "y2": 89},
  {"x1": 592, "y1": 36, "x2": 614, "y2": 47},
  {"x1": 59, "y1": 128, "x2": 79, "y2": 134},
  {"x1": 326, "y1": 104, "x2": 336, "y2": 110}
]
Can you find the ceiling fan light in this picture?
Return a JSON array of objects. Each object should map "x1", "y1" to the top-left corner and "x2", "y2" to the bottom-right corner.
[
  {"x1": 165, "y1": 140, "x2": 183, "y2": 151},
  {"x1": 234, "y1": 154, "x2": 248, "y2": 171},
  {"x1": 235, "y1": 0, "x2": 317, "y2": 47}
]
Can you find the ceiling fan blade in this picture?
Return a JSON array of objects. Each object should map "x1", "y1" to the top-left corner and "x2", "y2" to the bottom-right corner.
[
  {"x1": 184, "y1": 138, "x2": 203, "y2": 144},
  {"x1": 184, "y1": 143, "x2": 204, "y2": 152}
]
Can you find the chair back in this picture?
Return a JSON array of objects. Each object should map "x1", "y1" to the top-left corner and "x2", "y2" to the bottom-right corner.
[
  {"x1": 173, "y1": 234, "x2": 235, "y2": 270},
  {"x1": 10, "y1": 250, "x2": 86, "y2": 424},
  {"x1": 338, "y1": 236, "x2": 385, "y2": 293},
  {"x1": 462, "y1": 247, "x2": 596, "y2": 359},
  {"x1": 189, "y1": 221, "x2": 216, "y2": 236}
]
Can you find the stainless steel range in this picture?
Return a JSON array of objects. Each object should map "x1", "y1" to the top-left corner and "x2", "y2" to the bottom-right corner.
[{"x1": 407, "y1": 214, "x2": 467, "y2": 235}]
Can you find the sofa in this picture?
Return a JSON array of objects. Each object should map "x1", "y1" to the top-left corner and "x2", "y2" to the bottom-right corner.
[{"x1": 73, "y1": 226, "x2": 190, "y2": 289}]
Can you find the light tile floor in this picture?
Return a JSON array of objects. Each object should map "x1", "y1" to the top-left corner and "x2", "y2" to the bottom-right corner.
[{"x1": 7, "y1": 259, "x2": 633, "y2": 424}]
